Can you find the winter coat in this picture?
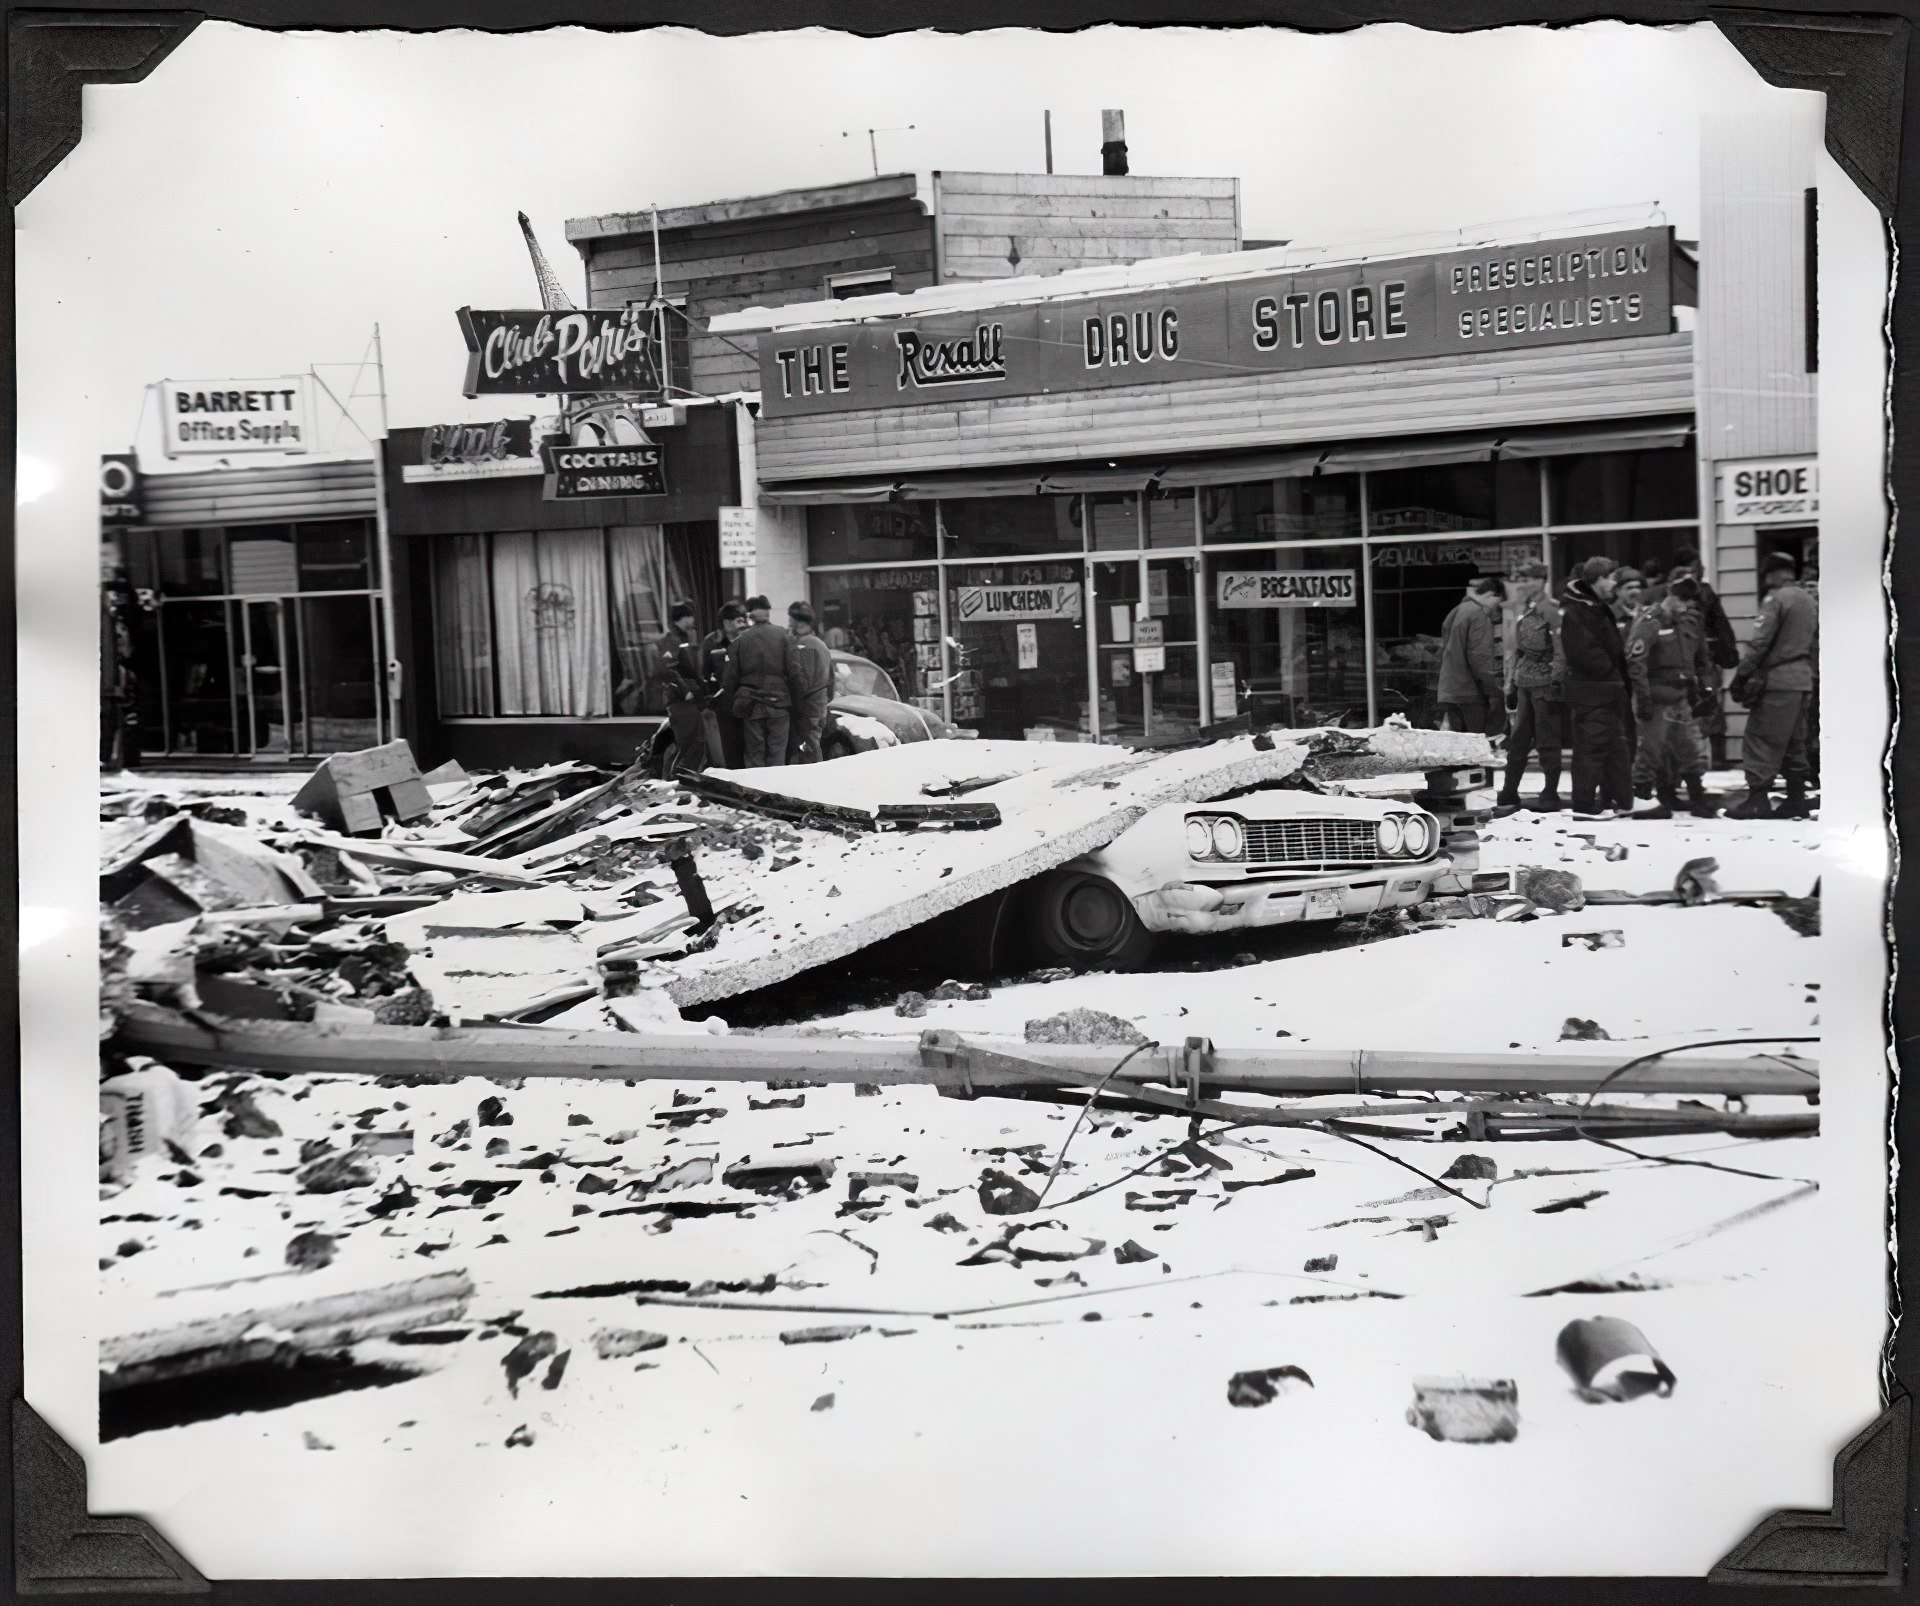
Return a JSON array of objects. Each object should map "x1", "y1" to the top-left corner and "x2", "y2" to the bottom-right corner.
[
  {"x1": 1739, "y1": 582, "x2": 1818, "y2": 694},
  {"x1": 1558, "y1": 579, "x2": 1631, "y2": 705},
  {"x1": 1626, "y1": 610, "x2": 1711, "y2": 708},
  {"x1": 722, "y1": 620, "x2": 798, "y2": 711},
  {"x1": 789, "y1": 632, "x2": 833, "y2": 711},
  {"x1": 1436, "y1": 601, "x2": 1501, "y2": 704},
  {"x1": 651, "y1": 626, "x2": 702, "y2": 704},
  {"x1": 1509, "y1": 593, "x2": 1564, "y2": 693}
]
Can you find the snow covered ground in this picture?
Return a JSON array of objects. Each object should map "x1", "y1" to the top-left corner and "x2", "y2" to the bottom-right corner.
[{"x1": 91, "y1": 782, "x2": 1854, "y2": 1577}]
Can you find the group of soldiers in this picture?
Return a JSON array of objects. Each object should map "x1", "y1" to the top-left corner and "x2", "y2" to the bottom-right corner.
[
  {"x1": 1436, "y1": 546, "x2": 1819, "y2": 820},
  {"x1": 651, "y1": 595, "x2": 833, "y2": 775}
]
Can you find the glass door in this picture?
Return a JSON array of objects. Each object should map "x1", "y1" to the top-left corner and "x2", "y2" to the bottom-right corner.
[{"x1": 239, "y1": 599, "x2": 295, "y2": 756}]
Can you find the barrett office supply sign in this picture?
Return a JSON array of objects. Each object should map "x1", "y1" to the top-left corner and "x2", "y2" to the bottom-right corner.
[
  {"x1": 159, "y1": 379, "x2": 311, "y2": 457},
  {"x1": 459, "y1": 304, "x2": 668, "y2": 398},
  {"x1": 542, "y1": 441, "x2": 667, "y2": 500},
  {"x1": 759, "y1": 227, "x2": 1672, "y2": 418}
]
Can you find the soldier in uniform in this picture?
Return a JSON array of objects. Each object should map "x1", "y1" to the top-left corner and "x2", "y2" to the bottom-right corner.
[
  {"x1": 1493, "y1": 561, "x2": 1565, "y2": 813},
  {"x1": 1670, "y1": 545, "x2": 1740, "y2": 768},
  {"x1": 1625, "y1": 577, "x2": 1718, "y2": 818},
  {"x1": 1727, "y1": 553, "x2": 1819, "y2": 819},
  {"x1": 650, "y1": 602, "x2": 707, "y2": 776},
  {"x1": 721, "y1": 595, "x2": 800, "y2": 768},
  {"x1": 786, "y1": 601, "x2": 833, "y2": 763},
  {"x1": 699, "y1": 601, "x2": 749, "y2": 770}
]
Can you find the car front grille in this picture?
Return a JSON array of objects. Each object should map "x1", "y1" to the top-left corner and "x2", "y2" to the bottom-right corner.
[{"x1": 1241, "y1": 818, "x2": 1390, "y2": 867}]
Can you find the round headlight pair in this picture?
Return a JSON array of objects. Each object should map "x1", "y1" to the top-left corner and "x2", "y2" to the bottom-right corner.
[
  {"x1": 1186, "y1": 814, "x2": 1245, "y2": 861},
  {"x1": 1376, "y1": 812, "x2": 1435, "y2": 857}
]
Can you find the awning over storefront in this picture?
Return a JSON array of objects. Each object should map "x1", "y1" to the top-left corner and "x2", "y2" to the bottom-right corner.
[
  {"x1": 1153, "y1": 448, "x2": 1325, "y2": 489},
  {"x1": 136, "y1": 459, "x2": 377, "y2": 526},
  {"x1": 1494, "y1": 418, "x2": 1694, "y2": 458},
  {"x1": 1034, "y1": 467, "x2": 1158, "y2": 494},
  {"x1": 1320, "y1": 435, "x2": 1500, "y2": 474},
  {"x1": 757, "y1": 480, "x2": 902, "y2": 505}
]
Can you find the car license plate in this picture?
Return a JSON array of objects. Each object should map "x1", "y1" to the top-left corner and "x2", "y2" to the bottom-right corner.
[{"x1": 1305, "y1": 889, "x2": 1345, "y2": 921}]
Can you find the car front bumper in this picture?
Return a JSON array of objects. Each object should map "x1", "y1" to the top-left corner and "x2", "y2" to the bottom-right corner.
[{"x1": 1134, "y1": 859, "x2": 1454, "y2": 934}]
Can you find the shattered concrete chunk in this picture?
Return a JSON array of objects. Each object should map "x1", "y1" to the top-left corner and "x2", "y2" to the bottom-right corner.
[
  {"x1": 1441, "y1": 1155, "x2": 1498, "y2": 1182},
  {"x1": 977, "y1": 1169, "x2": 1041, "y2": 1217},
  {"x1": 295, "y1": 1150, "x2": 378, "y2": 1195},
  {"x1": 284, "y1": 1231, "x2": 338, "y2": 1270},
  {"x1": 894, "y1": 992, "x2": 930, "y2": 1019},
  {"x1": 476, "y1": 1096, "x2": 513, "y2": 1127},
  {"x1": 504, "y1": 1424, "x2": 535, "y2": 1448},
  {"x1": 593, "y1": 1329, "x2": 669, "y2": 1360},
  {"x1": 502, "y1": 1331, "x2": 558, "y2": 1397},
  {"x1": 811, "y1": 1393, "x2": 836, "y2": 1412},
  {"x1": 1227, "y1": 1365, "x2": 1314, "y2": 1407},
  {"x1": 723, "y1": 1158, "x2": 835, "y2": 1197},
  {"x1": 1302, "y1": 1254, "x2": 1338, "y2": 1273},
  {"x1": 1407, "y1": 1377, "x2": 1519, "y2": 1443},
  {"x1": 1023, "y1": 1009, "x2": 1149, "y2": 1046},
  {"x1": 218, "y1": 1089, "x2": 283, "y2": 1141},
  {"x1": 848, "y1": 1171, "x2": 918, "y2": 1201},
  {"x1": 1516, "y1": 867, "x2": 1585, "y2": 912},
  {"x1": 1114, "y1": 1240, "x2": 1158, "y2": 1265},
  {"x1": 1559, "y1": 1017, "x2": 1612, "y2": 1041}
]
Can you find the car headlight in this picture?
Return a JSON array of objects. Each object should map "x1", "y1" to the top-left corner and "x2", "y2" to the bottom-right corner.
[
  {"x1": 1402, "y1": 813, "x2": 1434, "y2": 857},
  {"x1": 1185, "y1": 817, "x2": 1214, "y2": 859},
  {"x1": 1376, "y1": 814, "x2": 1405, "y2": 855},
  {"x1": 1210, "y1": 816, "x2": 1245, "y2": 860}
]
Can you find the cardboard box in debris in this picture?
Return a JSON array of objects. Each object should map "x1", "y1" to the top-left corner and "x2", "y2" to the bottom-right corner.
[{"x1": 100, "y1": 727, "x2": 1494, "y2": 1042}]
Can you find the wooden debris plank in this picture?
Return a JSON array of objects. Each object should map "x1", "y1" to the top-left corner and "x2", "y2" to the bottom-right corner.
[{"x1": 287, "y1": 832, "x2": 549, "y2": 886}]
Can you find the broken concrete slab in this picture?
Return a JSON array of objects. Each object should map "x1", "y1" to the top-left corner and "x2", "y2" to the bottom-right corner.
[{"x1": 1406, "y1": 1377, "x2": 1519, "y2": 1443}]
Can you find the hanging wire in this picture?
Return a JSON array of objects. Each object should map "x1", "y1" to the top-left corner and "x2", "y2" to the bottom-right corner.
[{"x1": 1033, "y1": 1039, "x2": 1160, "y2": 1209}]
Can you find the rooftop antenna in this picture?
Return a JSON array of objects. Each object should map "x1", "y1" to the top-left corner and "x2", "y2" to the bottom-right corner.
[{"x1": 842, "y1": 124, "x2": 916, "y2": 178}]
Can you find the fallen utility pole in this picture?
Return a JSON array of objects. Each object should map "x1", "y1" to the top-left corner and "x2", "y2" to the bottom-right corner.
[{"x1": 115, "y1": 1004, "x2": 1819, "y2": 1099}]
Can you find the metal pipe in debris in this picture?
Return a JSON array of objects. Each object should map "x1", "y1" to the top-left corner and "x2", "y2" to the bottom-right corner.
[{"x1": 113, "y1": 1006, "x2": 1819, "y2": 1098}]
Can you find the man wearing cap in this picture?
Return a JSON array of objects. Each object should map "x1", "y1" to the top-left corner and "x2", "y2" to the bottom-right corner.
[
  {"x1": 721, "y1": 595, "x2": 800, "y2": 768},
  {"x1": 699, "y1": 600, "x2": 750, "y2": 770},
  {"x1": 650, "y1": 601, "x2": 707, "y2": 777},
  {"x1": 1610, "y1": 566, "x2": 1646, "y2": 625},
  {"x1": 787, "y1": 600, "x2": 833, "y2": 763},
  {"x1": 1670, "y1": 544, "x2": 1740, "y2": 768},
  {"x1": 1435, "y1": 576, "x2": 1506, "y2": 735},
  {"x1": 1727, "y1": 553, "x2": 1818, "y2": 818},
  {"x1": 1493, "y1": 562, "x2": 1565, "y2": 813},
  {"x1": 1559, "y1": 555, "x2": 1635, "y2": 818},
  {"x1": 1625, "y1": 577, "x2": 1718, "y2": 818}
]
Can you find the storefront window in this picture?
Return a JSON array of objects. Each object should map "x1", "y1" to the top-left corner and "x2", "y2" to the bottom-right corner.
[
  {"x1": 1367, "y1": 459, "x2": 1538, "y2": 536},
  {"x1": 1370, "y1": 535, "x2": 1541, "y2": 727},
  {"x1": 1549, "y1": 527, "x2": 1696, "y2": 593},
  {"x1": 1548, "y1": 448, "x2": 1696, "y2": 525},
  {"x1": 812, "y1": 566, "x2": 938, "y2": 714},
  {"x1": 299, "y1": 596, "x2": 381, "y2": 751},
  {"x1": 296, "y1": 521, "x2": 374, "y2": 591},
  {"x1": 1206, "y1": 545, "x2": 1367, "y2": 726},
  {"x1": 155, "y1": 529, "x2": 225, "y2": 596},
  {"x1": 946, "y1": 560, "x2": 1087, "y2": 739},
  {"x1": 807, "y1": 501, "x2": 937, "y2": 564},
  {"x1": 1145, "y1": 488, "x2": 1196, "y2": 548},
  {"x1": 941, "y1": 496, "x2": 1079, "y2": 559},
  {"x1": 1090, "y1": 556, "x2": 1201, "y2": 742},
  {"x1": 1088, "y1": 493, "x2": 1139, "y2": 551},
  {"x1": 1200, "y1": 474, "x2": 1361, "y2": 544}
]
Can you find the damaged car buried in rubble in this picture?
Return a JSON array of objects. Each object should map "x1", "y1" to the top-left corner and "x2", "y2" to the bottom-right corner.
[
  {"x1": 649, "y1": 651, "x2": 972, "y2": 777},
  {"x1": 1019, "y1": 781, "x2": 1480, "y2": 969}
]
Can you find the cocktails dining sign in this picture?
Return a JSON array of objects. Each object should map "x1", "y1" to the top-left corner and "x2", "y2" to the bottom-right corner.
[{"x1": 457, "y1": 303, "x2": 669, "y2": 398}]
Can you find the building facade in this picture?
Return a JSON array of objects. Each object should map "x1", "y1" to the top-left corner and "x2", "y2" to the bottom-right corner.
[{"x1": 718, "y1": 222, "x2": 1714, "y2": 742}]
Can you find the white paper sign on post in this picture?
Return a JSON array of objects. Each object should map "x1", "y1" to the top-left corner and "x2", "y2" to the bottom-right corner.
[{"x1": 718, "y1": 506, "x2": 757, "y2": 569}]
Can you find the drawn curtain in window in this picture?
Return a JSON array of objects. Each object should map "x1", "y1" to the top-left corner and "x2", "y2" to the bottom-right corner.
[
  {"x1": 532, "y1": 529, "x2": 611, "y2": 716},
  {"x1": 491, "y1": 531, "x2": 541, "y2": 715},
  {"x1": 432, "y1": 535, "x2": 494, "y2": 716},
  {"x1": 609, "y1": 525, "x2": 670, "y2": 715}
]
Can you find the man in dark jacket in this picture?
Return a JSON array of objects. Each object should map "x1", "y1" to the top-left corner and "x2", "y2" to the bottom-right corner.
[
  {"x1": 1625, "y1": 578, "x2": 1717, "y2": 819},
  {"x1": 1435, "y1": 576, "x2": 1505, "y2": 734},
  {"x1": 1559, "y1": 556, "x2": 1635, "y2": 819},
  {"x1": 700, "y1": 601, "x2": 749, "y2": 770},
  {"x1": 1671, "y1": 545, "x2": 1739, "y2": 767},
  {"x1": 721, "y1": 594, "x2": 799, "y2": 767},
  {"x1": 652, "y1": 602, "x2": 707, "y2": 776},
  {"x1": 787, "y1": 601, "x2": 833, "y2": 763},
  {"x1": 1727, "y1": 553, "x2": 1819, "y2": 818}
]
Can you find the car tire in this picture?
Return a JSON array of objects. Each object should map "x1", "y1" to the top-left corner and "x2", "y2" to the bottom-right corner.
[
  {"x1": 821, "y1": 732, "x2": 858, "y2": 763},
  {"x1": 1030, "y1": 871, "x2": 1158, "y2": 970}
]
